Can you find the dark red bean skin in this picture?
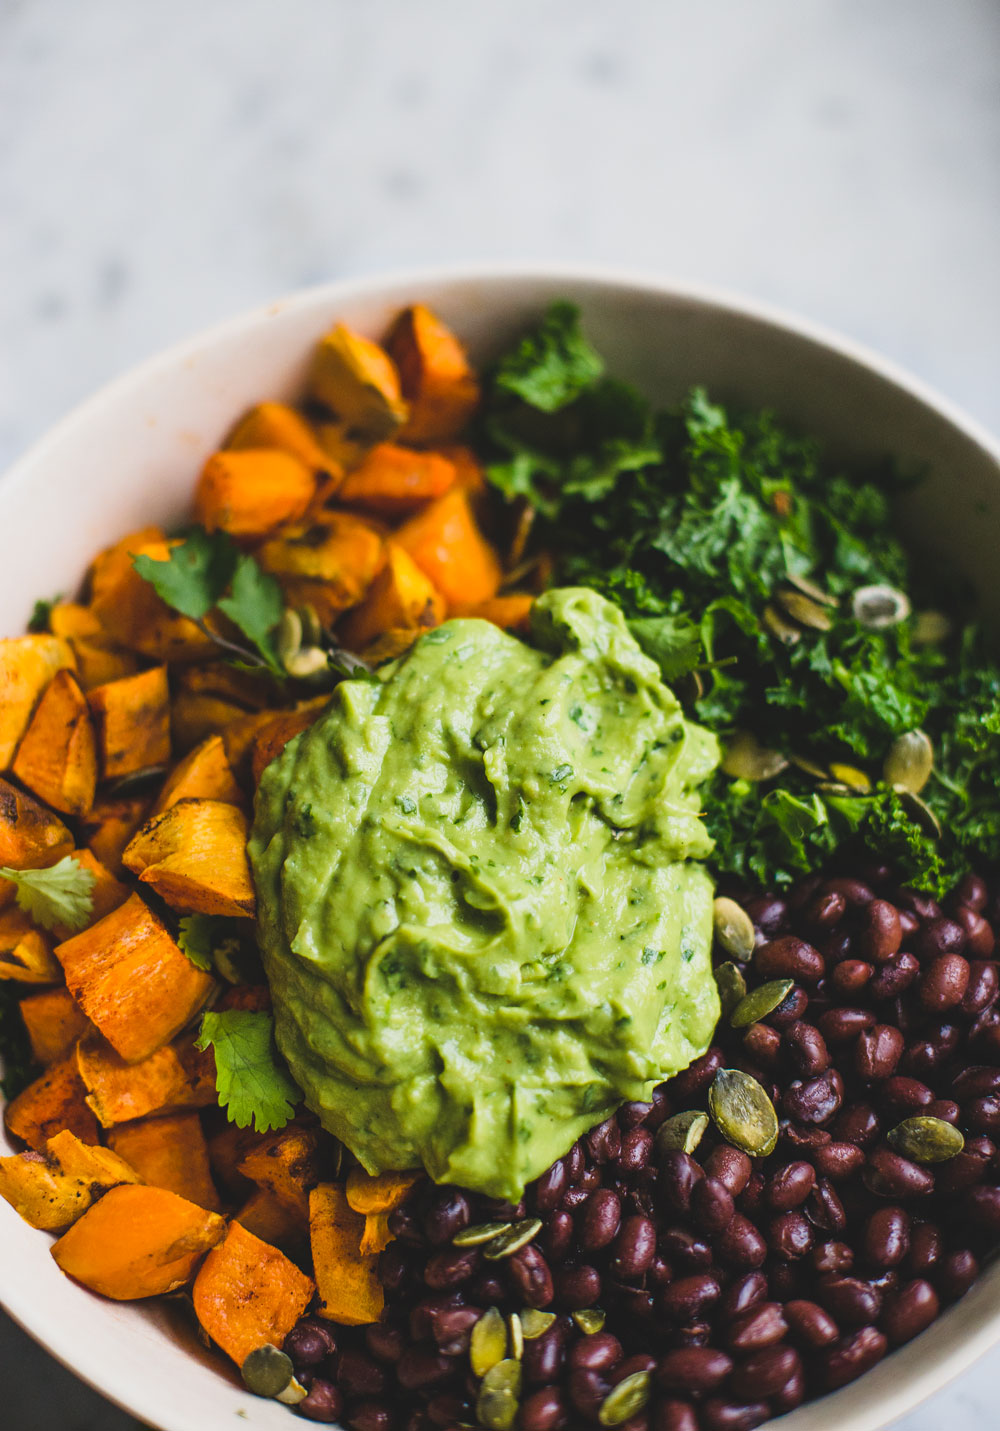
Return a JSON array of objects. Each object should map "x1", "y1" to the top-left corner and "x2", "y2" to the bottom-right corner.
[
  {"x1": 657, "y1": 1151, "x2": 703, "y2": 1216},
  {"x1": 820, "y1": 1007, "x2": 876, "y2": 1044},
  {"x1": 805, "y1": 891, "x2": 846, "y2": 931},
  {"x1": 920, "y1": 954, "x2": 971, "y2": 1012},
  {"x1": 611, "y1": 1216, "x2": 657, "y2": 1281},
  {"x1": 953, "y1": 1066, "x2": 1000, "y2": 1099},
  {"x1": 771, "y1": 1368, "x2": 806, "y2": 1413},
  {"x1": 285, "y1": 1320, "x2": 338, "y2": 1366},
  {"x1": 691, "y1": 1177, "x2": 735, "y2": 1234},
  {"x1": 613, "y1": 1353, "x2": 656, "y2": 1382},
  {"x1": 423, "y1": 1189, "x2": 471, "y2": 1246},
  {"x1": 863, "y1": 1206, "x2": 911, "y2": 1268},
  {"x1": 812, "y1": 1141, "x2": 865, "y2": 1181},
  {"x1": 658, "y1": 1273, "x2": 722, "y2": 1323},
  {"x1": 568, "y1": 1367, "x2": 611, "y2": 1418},
  {"x1": 817, "y1": 1274, "x2": 882, "y2": 1327},
  {"x1": 767, "y1": 986, "x2": 809, "y2": 1027},
  {"x1": 882, "y1": 1279, "x2": 940, "y2": 1345},
  {"x1": 670, "y1": 1047, "x2": 724, "y2": 1101},
  {"x1": 823, "y1": 1326, "x2": 888, "y2": 1389},
  {"x1": 509, "y1": 1243, "x2": 554, "y2": 1308},
  {"x1": 770, "y1": 1211, "x2": 814, "y2": 1260},
  {"x1": 935, "y1": 1136, "x2": 995, "y2": 1196},
  {"x1": 348, "y1": 1403, "x2": 392, "y2": 1431},
  {"x1": 743, "y1": 1023, "x2": 781, "y2": 1066},
  {"x1": 870, "y1": 951, "x2": 921, "y2": 1001},
  {"x1": 956, "y1": 873, "x2": 989, "y2": 912},
  {"x1": 725, "y1": 1302, "x2": 788, "y2": 1352},
  {"x1": 767, "y1": 1161, "x2": 815, "y2": 1210},
  {"x1": 832, "y1": 961, "x2": 874, "y2": 997},
  {"x1": 956, "y1": 909, "x2": 996, "y2": 959},
  {"x1": 553, "y1": 1263, "x2": 602, "y2": 1309},
  {"x1": 783, "y1": 1022, "x2": 830, "y2": 1076},
  {"x1": 859, "y1": 900, "x2": 903, "y2": 962},
  {"x1": 715, "y1": 1213, "x2": 767, "y2": 1269},
  {"x1": 813, "y1": 1240, "x2": 854, "y2": 1275},
  {"x1": 297, "y1": 1379, "x2": 344, "y2": 1423},
  {"x1": 746, "y1": 894, "x2": 788, "y2": 932},
  {"x1": 523, "y1": 1326, "x2": 568, "y2": 1384},
  {"x1": 729, "y1": 1345, "x2": 802, "y2": 1399},
  {"x1": 395, "y1": 1350, "x2": 455, "y2": 1391},
  {"x1": 703, "y1": 1145, "x2": 752, "y2": 1195},
  {"x1": 936, "y1": 1249, "x2": 979, "y2": 1301},
  {"x1": 655, "y1": 1347, "x2": 733, "y2": 1392},
  {"x1": 906, "y1": 1222, "x2": 942, "y2": 1277},
  {"x1": 863, "y1": 1148, "x2": 934, "y2": 1198},
  {"x1": 756, "y1": 936, "x2": 825, "y2": 984},
  {"x1": 961, "y1": 1184, "x2": 1000, "y2": 1234},
  {"x1": 586, "y1": 1116, "x2": 622, "y2": 1164},
  {"x1": 579, "y1": 1188, "x2": 622, "y2": 1250},
  {"x1": 718, "y1": 1272, "x2": 767, "y2": 1322},
  {"x1": 856, "y1": 1024, "x2": 904, "y2": 1080},
  {"x1": 568, "y1": 1332, "x2": 623, "y2": 1373},
  {"x1": 429, "y1": 1306, "x2": 480, "y2": 1356},
  {"x1": 652, "y1": 1402, "x2": 698, "y2": 1431},
  {"x1": 784, "y1": 1298, "x2": 840, "y2": 1348},
  {"x1": 916, "y1": 917, "x2": 966, "y2": 960},
  {"x1": 520, "y1": 1387, "x2": 570, "y2": 1431},
  {"x1": 783, "y1": 1069, "x2": 843, "y2": 1125},
  {"x1": 533, "y1": 1159, "x2": 567, "y2": 1212},
  {"x1": 699, "y1": 1399, "x2": 770, "y2": 1431},
  {"x1": 544, "y1": 1210, "x2": 574, "y2": 1262}
]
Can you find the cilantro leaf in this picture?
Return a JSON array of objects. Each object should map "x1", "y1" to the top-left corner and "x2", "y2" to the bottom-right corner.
[
  {"x1": 493, "y1": 300, "x2": 603, "y2": 412},
  {"x1": 217, "y1": 553, "x2": 284, "y2": 675},
  {"x1": 132, "y1": 527, "x2": 237, "y2": 621},
  {"x1": 196, "y1": 1010, "x2": 301, "y2": 1133},
  {"x1": 0, "y1": 856, "x2": 96, "y2": 933},
  {"x1": 628, "y1": 614, "x2": 702, "y2": 682},
  {"x1": 178, "y1": 915, "x2": 261, "y2": 983},
  {"x1": 176, "y1": 916, "x2": 219, "y2": 971}
]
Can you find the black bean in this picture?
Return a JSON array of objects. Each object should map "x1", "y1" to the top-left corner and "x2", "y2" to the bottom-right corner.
[
  {"x1": 521, "y1": 1386, "x2": 570, "y2": 1431},
  {"x1": 856, "y1": 1024, "x2": 904, "y2": 1080},
  {"x1": 718, "y1": 1271, "x2": 767, "y2": 1322},
  {"x1": 533, "y1": 1159, "x2": 567, "y2": 1212},
  {"x1": 769, "y1": 1211, "x2": 814, "y2": 1260},
  {"x1": 812, "y1": 1141, "x2": 865, "y2": 1181},
  {"x1": 297, "y1": 1378, "x2": 344, "y2": 1423},
  {"x1": 610, "y1": 1214, "x2": 657, "y2": 1280},
  {"x1": 766, "y1": 1161, "x2": 815, "y2": 1211},
  {"x1": 567, "y1": 1366, "x2": 611, "y2": 1419},
  {"x1": 579, "y1": 1188, "x2": 622, "y2": 1250},
  {"x1": 725, "y1": 1302, "x2": 788, "y2": 1352},
  {"x1": 704, "y1": 1145, "x2": 752, "y2": 1195},
  {"x1": 756, "y1": 936, "x2": 825, "y2": 984},
  {"x1": 568, "y1": 1331, "x2": 623, "y2": 1373},
  {"x1": 818, "y1": 1007, "x2": 876, "y2": 1044},
  {"x1": 823, "y1": 1326, "x2": 888, "y2": 1389},
  {"x1": 919, "y1": 954, "x2": 971, "y2": 1012},
  {"x1": 783, "y1": 1298, "x2": 839, "y2": 1348},
  {"x1": 691, "y1": 1177, "x2": 735, "y2": 1234},
  {"x1": 348, "y1": 1402, "x2": 392, "y2": 1431},
  {"x1": 699, "y1": 1399, "x2": 771, "y2": 1431},
  {"x1": 655, "y1": 1346, "x2": 733, "y2": 1392},
  {"x1": 657, "y1": 1151, "x2": 704, "y2": 1216},
  {"x1": 523, "y1": 1325, "x2": 567, "y2": 1384},
  {"x1": 509, "y1": 1243, "x2": 554, "y2": 1308},
  {"x1": 422, "y1": 1247, "x2": 479, "y2": 1289},
  {"x1": 862, "y1": 1206, "x2": 910, "y2": 1268},
  {"x1": 783, "y1": 1022, "x2": 830, "y2": 1077},
  {"x1": 285, "y1": 1319, "x2": 337, "y2": 1367},
  {"x1": 863, "y1": 1148, "x2": 934, "y2": 1198},
  {"x1": 553, "y1": 1262, "x2": 602, "y2": 1309},
  {"x1": 915, "y1": 917, "x2": 966, "y2": 960},
  {"x1": 651, "y1": 1401, "x2": 698, "y2": 1431},
  {"x1": 715, "y1": 1213, "x2": 767, "y2": 1269},
  {"x1": 817, "y1": 1273, "x2": 882, "y2": 1327},
  {"x1": 430, "y1": 1305, "x2": 480, "y2": 1356},
  {"x1": 395, "y1": 1349, "x2": 455, "y2": 1390},
  {"x1": 936, "y1": 1249, "x2": 979, "y2": 1301},
  {"x1": 586, "y1": 1116, "x2": 622, "y2": 1164},
  {"x1": 729, "y1": 1344, "x2": 802, "y2": 1399},
  {"x1": 882, "y1": 1278, "x2": 940, "y2": 1345},
  {"x1": 423, "y1": 1189, "x2": 471, "y2": 1246},
  {"x1": 858, "y1": 899, "x2": 903, "y2": 962}
]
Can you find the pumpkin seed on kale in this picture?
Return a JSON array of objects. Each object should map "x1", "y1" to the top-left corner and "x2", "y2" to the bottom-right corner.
[
  {"x1": 852, "y1": 584, "x2": 911, "y2": 629},
  {"x1": 893, "y1": 786, "x2": 942, "y2": 839},
  {"x1": 785, "y1": 572, "x2": 838, "y2": 607},
  {"x1": 721, "y1": 731, "x2": 789, "y2": 782},
  {"x1": 776, "y1": 589, "x2": 834, "y2": 631},
  {"x1": 708, "y1": 1067, "x2": 779, "y2": 1157},
  {"x1": 763, "y1": 604, "x2": 802, "y2": 645},
  {"x1": 884, "y1": 730, "x2": 934, "y2": 795},
  {"x1": 828, "y1": 763, "x2": 871, "y2": 791}
]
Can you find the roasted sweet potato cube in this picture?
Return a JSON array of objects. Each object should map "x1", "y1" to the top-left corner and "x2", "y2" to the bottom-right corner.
[
  {"x1": 170, "y1": 690, "x2": 250, "y2": 756},
  {"x1": 387, "y1": 304, "x2": 481, "y2": 445},
  {"x1": 237, "y1": 1127, "x2": 323, "y2": 1223},
  {"x1": 19, "y1": 987, "x2": 91, "y2": 1065},
  {"x1": 175, "y1": 661, "x2": 273, "y2": 712},
  {"x1": 52, "y1": 1184, "x2": 226, "y2": 1299},
  {"x1": 49, "y1": 849, "x2": 129, "y2": 942},
  {"x1": 340, "y1": 543, "x2": 445, "y2": 651},
  {"x1": 314, "y1": 420, "x2": 371, "y2": 474},
  {"x1": 47, "y1": 603, "x2": 104, "y2": 641},
  {"x1": 360, "y1": 628, "x2": 421, "y2": 666},
  {"x1": 207, "y1": 1121, "x2": 269, "y2": 1200},
  {"x1": 250, "y1": 702, "x2": 327, "y2": 786},
  {"x1": 195, "y1": 449, "x2": 315, "y2": 537},
  {"x1": 359, "y1": 1212, "x2": 394, "y2": 1256},
  {"x1": 69, "y1": 638, "x2": 141, "y2": 692},
  {"x1": 193, "y1": 1220, "x2": 315, "y2": 1366},
  {"x1": 89, "y1": 529, "x2": 215, "y2": 662},
  {"x1": 452, "y1": 593, "x2": 535, "y2": 633},
  {"x1": 0, "y1": 907, "x2": 61, "y2": 984},
  {"x1": 80, "y1": 793, "x2": 150, "y2": 876},
  {"x1": 308, "y1": 324, "x2": 409, "y2": 439},
  {"x1": 12, "y1": 669, "x2": 98, "y2": 816},
  {"x1": 0, "y1": 634, "x2": 76, "y2": 769},
  {"x1": 225, "y1": 401, "x2": 334, "y2": 474},
  {"x1": 256, "y1": 512, "x2": 385, "y2": 626},
  {"x1": 5, "y1": 1053, "x2": 100, "y2": 1151},
  {"x1": 108, "y1": 1112, "x2": 221, "y2": 1211},
  {"x1": 310, "y1": 1182, "x2": 383, "y2": 1325},
  {"x1": 0, "y1": 1131, "x2": 138, "y2": 1231},
  {"x1": 235, "y1": 1188, "x2": 306, "y2": 1259},
  {"x1": 345, "y1": 1167, "x2": 422, "y2": 1216},
  {"x1": 0, "y1": 776, "x2": 74, "y2": 873},
  {"x1": 395, "y1": 487, "x2": 502, "y2": 608},
  {"x1": 122, "y1": 800, "x2": 254, "y2": 919},
  {"x1": 337, "y1": 442, "x2": 457, "y2": 517},
  {"x1": 88, "y1": 666, "x2": 171, "y2": 780},
  {"x1": 77, "y1": 1033, "x2": 217, "y2": 1127},
  {"x1": 152, "y1": 734, "x2": 243, "y2": 815},
  {"x1": 56, "y1": 893, "x2": 215, "y2": 1063}
]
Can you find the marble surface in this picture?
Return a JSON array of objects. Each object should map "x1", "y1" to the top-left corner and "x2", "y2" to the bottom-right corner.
[{"x1": 1, "y1": 0, "x2": 999, "y2": 1427}]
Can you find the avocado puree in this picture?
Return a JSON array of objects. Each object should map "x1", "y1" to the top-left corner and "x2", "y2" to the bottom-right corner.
[{"x1": 249, "y1": 588, "x2": 720, "y2": 1199}]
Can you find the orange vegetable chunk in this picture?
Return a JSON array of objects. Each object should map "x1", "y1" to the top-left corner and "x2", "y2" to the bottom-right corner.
[
  {"x1": 395, "y1": 487, "x2": 502, "y2": 608},
  {"x1": 89, "y1": 529, "x2": 215, "y2": 662},
  {"x1": 308, "y1": 324, "x2": 409, "y2": 439},
  {"x1": 81, "y1": 793, "x2": 150, "y2": 876},
  {"x1": 77, "y1": 1034, "x2": 217, "y2": 1128},
  {"x1": 225, "y1": 400, "x2": 334, "y2": 474},
  {"x1": 19, "y1": 986, "x2": 91, "y2": 1065},
  {"x1": 88, "y1": 666, "x2": 171, "y2": 779},
  {"x1": 235, "y1": 1188, "x2": 306, "y2": 1258},
  {"x1": 49, "y1": 849, "x2": 130, "y2": 941},
  {"x1": 0, "y1": 906, "x2": 62, "y2": 984},
  {"x1": 250, "y1": 702, "x2": 327, "y2": 786},
  {"x1": 452, "y1": 593, "x2": 535, "y2": 633},
  {"x1": 52, "y1": 1183, "x2": 225, "y2": 1299},
  {"x1": 108, "y1": 1112, "x2": 221, "y2": 1211},
  {"x1": 338, "y1": 442, "x2": 457, "y2": 517},
  {"x1": 0, "y1": 1131, "x2": 138, "y2": 1231},
  {"x1": 0, "y1": 634, "x2": 76, "y2": 769},
  {"x1": 122, "y1": 799, "x2": 255, "y2": 918},
  {"x1": 193, "y1": 1220, "x2": 315, "y2": 1366},
  {"x1": 340, "y1": 543, "x2": 445, "y2": 651},
  {"x1": 5, "y1": 1053, "x2": 100, "y2": 1151},
  {"x1": 195, "y1": 449, "x2": 314, "y2": 537},
  {"x1": 56, "y1": 893, "x2": 215, "y2": 1063},
  {"x1": 152, "y1": 734, "x2": 243, "y2": 815},
  {"x1": 310, "y1": 1182, "x2": 383, "y2": 1325},
  {"x1": 238, "y1": 1127, "x2": 323, "y2": 1223},
  {"x1": 345, "y1": 1167, "x2": 422, "y2": 1216},
  {"x1": 0, "y1": 775, "x2": 74, "y2": 874},
  {"x1": 12, "y1": 668, "x2": 98, "y2": 816},
  {"x1": 388, "y1": 304, "x2": 481, "y2": 445},
  {"x1": 48, "y1": 603, "x2": 104, "y2": 641},
  {"x1": 256, "y1": 511, "x2": 385, "y2": 626}
]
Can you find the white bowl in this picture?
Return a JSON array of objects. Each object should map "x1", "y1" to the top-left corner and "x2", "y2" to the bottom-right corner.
[{"x1": 2, "y1": 266, "x2": 999, "y2": 1431}]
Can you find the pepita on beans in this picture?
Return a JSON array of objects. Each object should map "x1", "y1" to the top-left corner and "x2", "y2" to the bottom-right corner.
[
  {"x1": 571, "y1": 1308, "x2": 606, "y2": 1335},
  {"x1": 712, "y1": 897, "x2": 756, "y2": 961},
  {"x1": 519, "y1": 1309, "x2": 556, "y2": 1339},
  {"x1": 708, "y1": 1067, "x2": 780, "y2": 1157},
  {"x1": 482, "y1": 1217, "x2": 543, "y2": 1260},
  {"x1": 599, "y1": 1370, "x2": 653, "y2": 1426},
  {"x1": 453, "y1": 1220, "x2": 513, "y2": 1247},
  {"x1": 655, "y1": 1109, "x2": 710, "y2": 1158},
  {"x1": 475, "y1": 1359, "x2": 522, "y2": 1431},
  {"x1": 730, "y1": 978, "x2": 795, "y2": 1030},
  {"x1": 470, "y1": 1306, "x2": 508, "y2": 1378},
  {"x1": 714, "y1": 960, "x2": 748, "y2": 1019},
  {"x1": 888, "y1": 1116, "x2": 965, "y2": 1163},
  {"x1": 241, "y1": 1344, "x2": 295, "y2": 1399}
]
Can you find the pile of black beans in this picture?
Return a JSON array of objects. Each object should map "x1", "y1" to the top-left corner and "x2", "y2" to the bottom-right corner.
[{"x1": 283, "y1": 865, "x2": 1000, "y2": 1430}]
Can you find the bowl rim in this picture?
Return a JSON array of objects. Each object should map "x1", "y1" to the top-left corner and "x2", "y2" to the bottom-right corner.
[{"x1": 3, "y1": 261, "x2": 1000, "y2": 1431}]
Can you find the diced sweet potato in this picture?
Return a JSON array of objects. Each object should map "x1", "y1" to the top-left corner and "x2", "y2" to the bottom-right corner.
[
  {"x1": 152, "y1": 734, "x2": 243, "y2": 815},
  {"x1": 12, "y1": 669, "x2": 98, "y2": 816},
  {"x1": 50, "y1": 849, "x2": 130, "y2": 941},
  {"x1": 439, "y1": 443, "x2": 489, "y2": 508},
  {"x1": 192, "y1": 1220, "x2": 315, "y2": 1366},
  {"x1": 395, "y1": 487, "x2": 502, "y2": 608},
  {"x1": 69, "y1": 638, "x2": 141, "y2": 693},
  {"x1": 0, "y1": 907, "x2": 61, "y2": 984},
  {"x1": 195, "y1": 449, "x2": 315, "y2": 537},
  {"x1": 170, "y1": 691, "x2": 250, "y2": 756},
  {"x1": 56, "y1": 893, "x2": 215, "y2": 1063},
  {"x1": 360, "y1": 1212, "x2": 394, "y2": 1256},
  {"x1": 337, "y1": 442, "x2": 457, "y2": 517},
  {"x1": 237, "y1": 1127, "x2": 323, "y2": 1223},
  {"x1": 5, "y1": 1053, "x2": 100, "y2": 1151},
  {"x1": 452, "y1": 593, "x2": 535, "y2": 633},
  {"x1": 0, "y1": 1131, "x2": 138, "y2": 1231},
  {"x1": 77, "y1": 1034, "x2": 217, "y2": 1127},
  {"x1": 122, "y1": 800, "x2": 254, "y2": 919},
  {"x1": 81, "y1": 794, "x2": 150, "y2": 876},
  {"x1": 175, "y1": 661, "x2": 274, "y2": 712},
  {"x1": 310, "y1": 1182, "x2": 383, "y2": 1325},
  {"x1": 344, "y1": 1167, "x2": 422, "y2": 1216},
  {"x1": 360, "y1": 628, "x2": 421, "y2": 666},
  {"x1": 88, "y1": 666, "x2": 171, "y2": 780},
  {"x1": 48, "y1": 603, "x2": 104, "y2": 641},
  {"x1": 387, "y1": 304, "x2": 481, "y2": 445},
  {"x1": 51, "y1": 1184, "x2": 226, "y2": 1299},
  {"x1": 207, "y1": 1122, "x2": 270, "y2": 1200},
  {"x1": 108, "y1": 1113, "x2": 221, "y2": 1211},
  {"x1": 235, "y1": 1188, "x2": 306, "y2": 1259},
  {"x1": 0, "y1": 776, "x2": 74, "y2": 872},
  {"x1": 340, "y1": 542, "x2": 445, "y2": 651},
  {"x1": 256, "y1": 512, "x2": 385, "y2": 626},
  {"x1": 19, "y1": 987, "x2": 91, "y2": 1065},
  {"x1": 225, "y1": 401, "x2": 335, "y2": 474},
  {"x1": 250, "y1": 702, "x2": 327, "y2": 786},
  {"x1": 0, "y1": 634, "x2": 76, "y2": 769},
  {"x1": 308, "y1": 324, "x2": 409, "y2": 439},
  {"x1": 314, "y1": 420, "x2": 370, "y2": 474},
  {"x1": 89, "y1": 529, "x2": 215, "y2": 662}
]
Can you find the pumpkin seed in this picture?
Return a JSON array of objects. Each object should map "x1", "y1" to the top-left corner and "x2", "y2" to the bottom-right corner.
[
  {"x1": 470, "y1": 1306, "x2": 509, "y2": 1378},
  {"x1": 275, "y1": 1376, "x2": 309, "y2": 1406},
  {"x1": 721, "y1": 731, "x2": 789, "y2": 782},
  {"x1": 713, "y1": 897, "x2": 755, "y2": 961},
  {"x1": 817, "y1": 781, "x2": 853, "y2": 797},
  {"x1": 276, "y1": 608, "x2": 304, "y2": 667},
  {"x1": 776, "y1": 589, "x2": 834, "y2": 631},
  {"x1": 789, "y1": 753, "x2": 828, "y2": 780},
  {"x1": 453, "y1": 1220, "x2": 513, "y2": 1247},
  {"x1": 912, "y1": 610, "x2": 952, "y2": 646},
  {"x1": 708, "y1": 1067, "x2": 779, "y2": 1157},
  {"x1": 829, "y1": 762, "x2": 871, "y2": 792},
  {"x1": 483, "y1": 1218, "x2": 543, "y2": 1260},
  {"x1": 599, "y1": 1370, "x2": 653, "y2": 1426},
  {"x1": 852, "y1": 584, "x2": 911, "y2": 629},
  {"x1": 656, "y1": 1109, "x2": 710, "y2": 1158},
  {"x1": 507, "y1": 1312, "x2": 524, "y2": 1361},
  {"x1": 730, "y1": 978, "x2": 795, "y2": 1030},
  {"x1": 520, "y1": 1309, "x2": 557, "y2": 1339},
  {"x1": 888, "y1": 1116, "x2": 965, "y2": 1163},
  {"x1": 572, "y1": 1308, "x2": 606, "y2": 1335},
  {"x1": 893, "y1": 786, "x2": 942, "y2": 839},
  {"x1": 284, "y1": 645, "x2": 330, "y2": 680},
  {"x1": 785, "y1": 573, "x2": 838, "y2": 607},
  {"x1": 241, "y1": 1345, "x2": 294, "y2": 1398},
  {"x1": 297, "y1": 603, "x2": 323, "y2": 647},
  {"x1": 714, "y1": 961, "x2": 748, "y2": 1019},
  {"x1": 763, "y1": 604, "x2": 802, "y2": 645},
  {"x1": 476, "y1": 1359, "x2": 522, "y2": 1431},
  {"x1": 884, "y1": 730, "x2": 933, "y2": 794}
]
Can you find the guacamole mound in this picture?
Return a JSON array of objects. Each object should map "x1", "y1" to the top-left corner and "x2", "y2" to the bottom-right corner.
[{"x1": 249, "y1": 588, "x2": 720, "y2": 1199}]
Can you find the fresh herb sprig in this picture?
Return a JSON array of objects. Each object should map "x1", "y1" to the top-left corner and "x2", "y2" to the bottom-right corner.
[
  {"x1": 0, "y1": 857, "x2": 96, "y2": 933},
  {"x1": 196, "y1": 1009, "x2": 302, "y2": 1134}
]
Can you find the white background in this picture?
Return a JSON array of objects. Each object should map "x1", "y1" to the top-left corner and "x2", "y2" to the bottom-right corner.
[{"x1": 0, "y1": 1, "x2": 998, "y2": 1427}]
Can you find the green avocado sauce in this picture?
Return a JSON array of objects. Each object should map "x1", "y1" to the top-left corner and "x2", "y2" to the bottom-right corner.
[{"x1": 249, "y1": 588, "x2": 721, "y2": 1199}]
